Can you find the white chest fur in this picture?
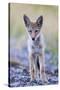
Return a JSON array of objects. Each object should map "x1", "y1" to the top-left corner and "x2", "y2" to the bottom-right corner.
[{"x1": 28, "y1": 33, "x2": 45, "y2": 55}]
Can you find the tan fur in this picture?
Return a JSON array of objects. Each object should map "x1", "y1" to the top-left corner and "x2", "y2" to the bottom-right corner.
[{"x1": 23, "y1": 15, "x2": 47, "y2": 82}]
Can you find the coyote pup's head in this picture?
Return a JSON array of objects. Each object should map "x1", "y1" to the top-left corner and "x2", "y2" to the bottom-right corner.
[{"x1": 23, "y1": 14, "x2": 43, "y2": 41}]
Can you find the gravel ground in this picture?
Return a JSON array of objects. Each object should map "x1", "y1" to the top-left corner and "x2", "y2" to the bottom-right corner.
[
  {"x1": 9, "y1": 65, "x2": 58, "y2": 87},
  {"x1": 9, "y1": 47, "x2": 58, "y2": 87}
]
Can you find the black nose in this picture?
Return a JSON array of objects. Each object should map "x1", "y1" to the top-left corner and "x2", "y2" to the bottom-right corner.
[{"x1": 32, "y1": 38, "x2": 35, "y2": 41}]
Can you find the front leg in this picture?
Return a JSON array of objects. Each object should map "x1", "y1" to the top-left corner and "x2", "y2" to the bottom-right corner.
[
  {"x1": 39, "y1": 53, "x2": 47, "y2": 82},
  {"x1": 29, "y1": 53, "x2": 36, "y2": 81}
]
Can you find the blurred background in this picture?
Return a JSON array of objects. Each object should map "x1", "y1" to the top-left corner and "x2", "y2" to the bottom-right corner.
[
  {"x1": 10, "y1": 3, "x2": 58, "y2": 65},
  {"x1": 9, "y1": 3, "x2": 58, "y2": 87}
]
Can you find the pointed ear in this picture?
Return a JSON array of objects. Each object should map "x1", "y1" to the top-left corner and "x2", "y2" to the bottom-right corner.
[
  {"x1": 23, "y1": 14, "x2": 31, "y2": 27},
  {"x1": 36, "y1": 16, "x2": 43, "y2": 28}
]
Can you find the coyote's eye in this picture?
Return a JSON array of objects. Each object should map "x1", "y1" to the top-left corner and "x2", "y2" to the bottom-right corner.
[
  {"x1": 29, "y1": 30, "x2": 32, "y2": 33},
  {"x1": 35, "y1": 30, "x2": 38, "y2": 33}
]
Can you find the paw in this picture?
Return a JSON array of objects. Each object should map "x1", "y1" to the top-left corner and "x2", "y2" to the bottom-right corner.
[
  {"x1": 40, "y1": 77, "x2": 48, "y2": 84},
  {"x1": 30, "y1": 76, "x2": 35, "y2": 81}
]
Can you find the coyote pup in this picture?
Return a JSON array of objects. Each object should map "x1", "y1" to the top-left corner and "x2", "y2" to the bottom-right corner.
[{"x1": 23, "y1": 15, "x2": 47, "y2": 82}]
